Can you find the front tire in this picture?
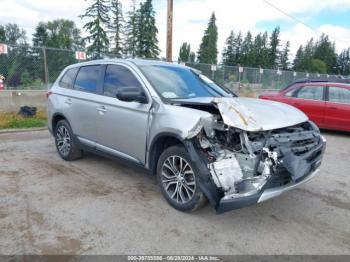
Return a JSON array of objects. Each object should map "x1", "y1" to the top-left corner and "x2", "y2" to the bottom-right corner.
[
  {"x1": 54, "y1": 119, "x2": 82, "y2": 161},
  {"x1": 156, "y1": 145, "x2": 207, "y2": 212}
]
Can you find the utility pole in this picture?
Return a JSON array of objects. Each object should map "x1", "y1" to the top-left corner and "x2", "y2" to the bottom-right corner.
[
  {"x1": 166, "y1": 0, "x2": 173, "y2": 62},
  {"x1": 42, "y1": 47, "x2": 49, "y2": 87}
]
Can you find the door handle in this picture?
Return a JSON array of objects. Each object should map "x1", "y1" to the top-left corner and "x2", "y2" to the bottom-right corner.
[
  {"x1": 65, "y1": 98, "x2": 72, "y2": 105},
  {"x1": 293, "y1": 102, "x2": 300, "y2": 106},
  {"x1": 96, "y1": 106, "x2": 107, "y2": 112},
  {"x1": 329, "y1": 106, "x2": 337, "y2": 110}
]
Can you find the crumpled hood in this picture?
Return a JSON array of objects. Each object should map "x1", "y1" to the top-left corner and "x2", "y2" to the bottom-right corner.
[
  {"x1": 213, "y1": 97, "x2": 308, "y2": 131},
  {"x1": 173, "y1": 97, "x2": 308, "y2": 132}
]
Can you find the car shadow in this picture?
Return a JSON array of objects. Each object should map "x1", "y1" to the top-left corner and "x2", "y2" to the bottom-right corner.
[{"x1": 320, "y1": 129, "x2": 350, "y2": 137}]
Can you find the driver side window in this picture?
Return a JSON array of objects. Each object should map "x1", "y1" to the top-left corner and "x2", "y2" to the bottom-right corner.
[{"x1": 103, "y1": 65, "x2": 143, "y2": 98}]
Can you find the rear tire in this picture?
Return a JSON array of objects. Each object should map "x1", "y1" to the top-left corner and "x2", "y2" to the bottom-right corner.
[
  {"x1": 156, "y1": 145, "x2": 207, "y2": 212},
  {"x1": 54, "y1": 119, "x2": 82, "y2": 161}
]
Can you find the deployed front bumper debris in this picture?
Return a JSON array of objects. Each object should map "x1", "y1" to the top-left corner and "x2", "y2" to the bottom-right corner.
[{"x1": 188, "y1": 120, "x2": 326, "y2": 214}]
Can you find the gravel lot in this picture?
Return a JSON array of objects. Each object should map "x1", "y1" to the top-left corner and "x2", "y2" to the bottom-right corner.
[{"x1": 0, "y1": 130, "x2": 349, "y2": 255}]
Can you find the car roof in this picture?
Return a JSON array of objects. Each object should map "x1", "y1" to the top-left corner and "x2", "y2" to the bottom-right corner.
[
  {"x1": 65, "y1": 58, "x2": 186, "y2": 69},
  {"x1": 281, "y1": 78, "x2": 350, "y2": 91}
]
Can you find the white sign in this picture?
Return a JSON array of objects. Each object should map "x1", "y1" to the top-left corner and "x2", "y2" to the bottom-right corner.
[
  {"x1": 259, "y1": 68, "x2": 264, "y2": 74},
  {"x1": 211, "y1": 64, "x2": 217, "y2": 71},
  {"x1": 75, "y1": 51, "x2": 87, "y2": 60},
  {"x1": 293, "y1": 72, "x2": 297, "y2": 77},
  {"x1": 326, "y1": 74, "x2": 330, "y2": 78},
  {"x1": 277, "y1": 70, "x2": 282, "y2": 75},
  {"x1": 306, "y1": 73, "x2": 310, "y2": 78},
  {"x1": 317, "y1": 74, "x2": 320, "y2": 77},
  {"x1": 0, "y1": 43, "x2": 8, "y2": 54},
  {"x1": 239, "y1": 66, "x2": 244, "y2": 73}
]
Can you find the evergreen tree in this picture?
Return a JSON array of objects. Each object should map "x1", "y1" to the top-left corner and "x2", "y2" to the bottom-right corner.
[
  {"x1": 222, "y1": 30, "x2": 236, "y2": 66},
  {"x1": 109, "y1": 0, "x2": 124, "y2": 56},
  {"x1": 197, "y1": 12, "x2": 218, "y2": 64},
  {"x1": 279, "y1": 41, "x2": 290, "y2": 70},
  {"x1": 124, "y1": 0, "x2": 138, "y2": 57},
  {"x1": 252, "y1": 33, "x2": 263, "y2": 67},
  {"x1": 337, "y1": 48, "x2": 350, "y2": 75},
  {"x1": 0, "y1": 25, "x2": 6, "y2": 42},
  {"x1": 293, "y1": 45, "x2": 304, "y2": 71},
  {"x1": 261, "y1": 31, "x2": 270, "y2": 67},
  {"x1": 178, "y1": 42, "x2": 191, "y2": 62},
  {"x1": 136, "y1": 0, "x2": 160, "y2": 58},
  {"x1": 33, "y1": 22, "x2": 49, "y2": 47},
  {"x1": 314, "y1": 34, "x2": 337, "y2": 73},
  {"x1": 241, "y1": 31, "x2": 253, "y2": 66},
  {"x1": 80, "y1": 0, "x2": 110, "y2": 54},
  {"x1": 189, "y1": 52, "x2": 196, "y2": 63},
  {"x1": 268, "y1": 26, "x2": 280, "y2": 68},
  {"x1": 234, "y1": 31, "x2": 243, "y2": 64}
]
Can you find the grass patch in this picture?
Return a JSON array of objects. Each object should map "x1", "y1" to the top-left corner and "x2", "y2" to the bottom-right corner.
[{"x1": 0, "y1": 110, "x2": 47, "y2": 130}]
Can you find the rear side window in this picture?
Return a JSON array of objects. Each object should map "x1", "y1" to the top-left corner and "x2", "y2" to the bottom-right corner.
[
  {"x1": 74, "y1": 65, "x2": 101, "y2": 93},
  {"x1": 296, "y1": 85, "x2": 324, "y2": 101},
  {"x1": 59, "y1": 68, "x2": 78, "y2": 89},
  {"x1": 103, "y1": 65, "x2": 142, "y2": 98},
  {"x1": 329, "y1": 86, "x2": 350, "y2": 104}
]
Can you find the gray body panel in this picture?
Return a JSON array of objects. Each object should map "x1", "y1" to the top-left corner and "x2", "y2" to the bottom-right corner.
[{"x1": 47, "y1": 59, "x2": 325, "y2": 213}]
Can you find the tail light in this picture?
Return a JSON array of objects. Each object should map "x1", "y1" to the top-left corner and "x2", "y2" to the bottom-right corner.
[{"x1": 46, "y1": 91, "x2": 53, "y2": 99}]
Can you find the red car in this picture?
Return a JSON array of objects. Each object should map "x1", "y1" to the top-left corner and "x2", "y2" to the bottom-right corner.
[{"x1": 260, "y1": 80, "x2": 350, "y2": 132}]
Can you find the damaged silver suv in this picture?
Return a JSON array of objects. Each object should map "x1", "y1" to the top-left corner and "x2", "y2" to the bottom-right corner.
[{"x1": 47, "y1": 59, "x2": 326, "y2": 213}]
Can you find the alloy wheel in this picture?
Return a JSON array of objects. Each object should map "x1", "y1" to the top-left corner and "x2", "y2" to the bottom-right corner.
[
  {"x1": 161, "y1": 155, "x2": 196, "y2": 204},
  {"x1": 56, "y1": 125, "x2": 71, "y2": 157}
]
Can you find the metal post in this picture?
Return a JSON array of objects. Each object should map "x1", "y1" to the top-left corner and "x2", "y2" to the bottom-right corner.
[
  {"x1": 166, "y1": 0, "x2": 173, "y2": 62},
  {"x1": 42, "y1": 47, "x2": 49, "y2": 88}
]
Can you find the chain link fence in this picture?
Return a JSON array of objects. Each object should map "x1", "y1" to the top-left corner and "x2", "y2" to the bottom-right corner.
[
  {"x1": 184, "y1": 62, "x2": 345, "y2": 97},
  {"x1": 0, "y1": 44, "x2": 346, "y2": 94}
]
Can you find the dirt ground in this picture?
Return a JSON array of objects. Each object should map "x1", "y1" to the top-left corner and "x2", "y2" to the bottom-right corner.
[{"x1": 0, "y1": 130, "x2": 349, "y2": 255}]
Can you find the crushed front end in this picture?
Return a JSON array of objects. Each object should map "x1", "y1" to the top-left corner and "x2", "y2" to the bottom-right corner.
[{"x1": 189, "y1": 120, "x2": 326, "y2": 214}]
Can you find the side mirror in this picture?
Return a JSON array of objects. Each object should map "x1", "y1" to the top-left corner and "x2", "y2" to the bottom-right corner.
[{"x1": 116, "y1": 86, "x2": 148, "y2": 104}]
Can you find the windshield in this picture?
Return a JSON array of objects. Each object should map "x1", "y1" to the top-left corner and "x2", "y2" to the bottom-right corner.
[{"x1": 140, "y1": 65, "x2": 232, "y2": 99}]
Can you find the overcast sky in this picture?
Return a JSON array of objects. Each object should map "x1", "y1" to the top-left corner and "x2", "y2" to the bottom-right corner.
[{"x1": 1, "y1": 0, "x2": 350, "y2": 60}]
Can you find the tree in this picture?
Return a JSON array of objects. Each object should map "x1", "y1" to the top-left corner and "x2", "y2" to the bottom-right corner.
[
  {"x1": 252, "y1": 32, "x2": 269, "y2": 67},
  {"x1": 124, "y1": 0, "x2": 138, "y2": 57},
  {"x1": 178, "y1": 42, "x2": 191, "y2": 62},
  {"x1": 2, "y1": 23, "x2": 26, "y2": 45},
  {"x1": 197, "y1": 12, "x2": 218, "y2": 64},
  {"x1": 337, "y1": 48, "x2": 350, "y2": 75},
  {"x1": 234, "y1": 31, "x2": 243, "y2": 64},
  {"x1": 33, "y1": 22, "x2": 49, "y2": 47},
  {"x1": 310, "y1": 58, "x2": 327, "y2": 73},
  {"x1": 80, "y1": 0, "x2": 110, "y2": 54},
  {"x1": 109, "y1": 0, "x2": 124, "y2": 56},
  {"x1": 268, "y1": 26, "x2": 280, "y2": 68},
  {"x1": 241, "y1": 31, "x2": 253, "y2": 66},
  {"x1": 222, "y1": 31, "x2": 236, "y2": 66},
  {"x1": 314, "y1": 34, "x2": 337, "y2": 73},
  {"x1": 136, "y1": 0, "x2": 160, "y2": 58},
  {"x1": 293, "y1": 45, "x2": 304, "y2": 71},
  {"x1": 33, "y1": 19, "x2": 84, "y2": 50},
  {"x1": 0, "y1": 25, "x2": 5, "y2": 42},
  {"x1": 0, "y1": 24, "x2": 29, "y2": 88},
  {"x1": 279, "y1": 41, "x2": 290, "y2": 70},
  {"x1": 189, "y1": 52, "x2": 196, "y2": 63}
]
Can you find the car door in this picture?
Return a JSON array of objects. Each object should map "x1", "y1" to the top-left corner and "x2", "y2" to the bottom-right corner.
[
  {"x1": 94, "y1": 64, "x2": 152, "y2": 164},
  {"x1": 287, "y1": 85, "x2": 326, "y2": 127},
  {"x1": 324, "y1": 86, "x2": 350, "y2": 131},
  {"x1": 64, "y1": 65, "x2": 103, "y2": 144}
]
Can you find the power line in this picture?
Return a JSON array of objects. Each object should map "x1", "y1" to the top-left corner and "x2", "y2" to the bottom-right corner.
[{"x1": 263, "y1": 0, "x2": 350, "y2": 47}]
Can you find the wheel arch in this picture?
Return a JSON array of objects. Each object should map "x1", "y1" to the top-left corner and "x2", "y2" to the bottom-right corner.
[
  {"x1": 147, "y1": 133, "x2": 186, "y2": 176},
  {"x1": 52, "y1": 113, "x2": 68, "y2": 133}
]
